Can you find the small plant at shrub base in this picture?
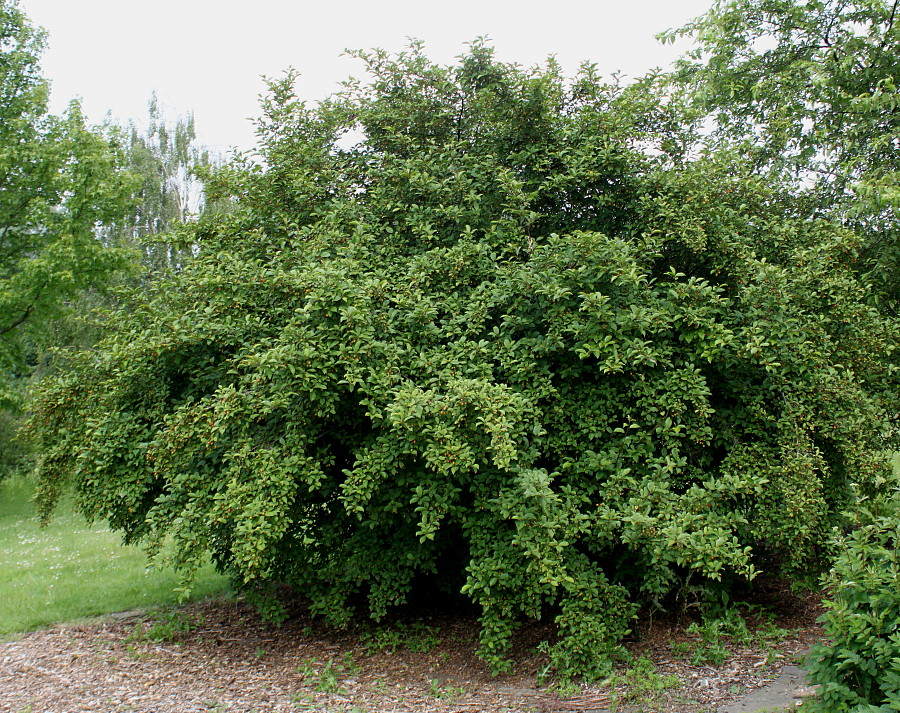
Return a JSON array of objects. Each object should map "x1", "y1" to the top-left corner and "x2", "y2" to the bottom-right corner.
[
  {"x1": 678, "y1": 605, "x2": 792, "y2": 667},
  {"x1": 608, "y1": 657, "x2": 682, "y2": 711},
  {"x1": 804, "y1": 514, "x2": 900, "y2": 712},
  {"x1": 26, "y1": 43, "x2": 900, "y2": 679},
  {"x1": 128, "y1": 607, "x2": 204, "y2": 643},
  {"x1": 361, "y1": 620, "x2": 441, "y2": 655}
]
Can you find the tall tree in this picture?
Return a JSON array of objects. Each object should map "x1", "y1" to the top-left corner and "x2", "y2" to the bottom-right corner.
[
  {"x1": 0, "y1": 0, "x2": 135, "y2": 466},
  {"x1": 104, "y1": 94, "x2": 218, "y2": 274},
  {"x1": 663, "y1": 0, "x2": 900, "y2": 304}
]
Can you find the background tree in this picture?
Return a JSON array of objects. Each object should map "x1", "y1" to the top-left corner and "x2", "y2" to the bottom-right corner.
[
  {"x1": 663, "y1": 0, "x2": 900, "y2": 304},
  {"x1": 104, "y1": 93, "x2": 219, "y2": 275},
  {"x1": 663, "y1": 4, "x2": 900, "y2": 700},
  {"x1": 27, "y1": 42, "x2": 900, "y2": 679},
  {"x1": 0, "y1": 0, "x2": 136, "y2": 477}
]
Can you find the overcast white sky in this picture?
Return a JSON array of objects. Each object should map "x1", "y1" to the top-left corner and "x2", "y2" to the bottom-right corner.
[{"x1": 21, "y1": 0, "x2": 714, "y2": 154}]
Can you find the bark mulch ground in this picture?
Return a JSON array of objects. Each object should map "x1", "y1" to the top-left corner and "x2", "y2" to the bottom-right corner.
[{"x1": 0, "y1": 579, "x2": 824, "y2": 713}]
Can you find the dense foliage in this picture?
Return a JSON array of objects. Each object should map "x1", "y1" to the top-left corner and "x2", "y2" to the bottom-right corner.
[
  {"x1": 0, "y1": 0, "x2": 139, "y2": 478},
  {"x1": 805, "y1": 513, "x2": 900, "y2": 712},
  {"x1": 668, "y1": 3, "x2": 900, "y2": 698},
  {"x1": 27, "y1": 43, "x2": 900, "y2": 677},
  {"x1": 665, "y1": 0, "x2": 900, "y2": 304}
]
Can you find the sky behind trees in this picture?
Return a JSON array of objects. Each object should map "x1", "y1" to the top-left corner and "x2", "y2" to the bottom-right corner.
[{"x1": 22, "y1": 0, "x2": 712, "y2": 152}]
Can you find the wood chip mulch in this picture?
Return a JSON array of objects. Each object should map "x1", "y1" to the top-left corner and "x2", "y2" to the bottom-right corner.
[{"x1": 0, "y1": 582, "x2": 825, "y2": 713}]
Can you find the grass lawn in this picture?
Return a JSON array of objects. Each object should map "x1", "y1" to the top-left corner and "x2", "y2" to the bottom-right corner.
[{"x1": 0, "y1": 475, "x2": 231, "y2": 637}]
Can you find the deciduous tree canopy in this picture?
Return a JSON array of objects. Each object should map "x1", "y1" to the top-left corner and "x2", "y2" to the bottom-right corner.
[
  {"x1": 665, "y1": 0, "x2": 900, "y2": 304},
  {"x1": 27, "y1": 42, "x2": 900, "y2": 678},
  {"x1": 0, "y1": 0, "x2": 135, "y2": 411}
]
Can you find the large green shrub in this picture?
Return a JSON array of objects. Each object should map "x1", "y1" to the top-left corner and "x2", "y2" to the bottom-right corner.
[
  {"x1": 805, "y1": 514, "x2": 900, "y2": 712},
  {"x1": 26, "y1": 44, "x2": 900, "y2": 677}
]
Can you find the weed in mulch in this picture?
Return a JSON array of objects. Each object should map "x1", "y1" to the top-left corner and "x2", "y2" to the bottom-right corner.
[
  {"x1": 428, "y1": 677, "x2": 467, "y2": 703},
  {"x1": 661, "y1": 600, "x2": 797, "y2": 671},
  {"x1": 361, "y1": 620, "x2": 441, "y2": 655},
  {"x1": 605, "y1": 657, "x2": 683, "y2": 711},
  {"x1": 296, "y1": 655, "x2": 356, "y2": 694},
  {"x1": 127, "y1": 606, "x2": 205, "y2": 644}
]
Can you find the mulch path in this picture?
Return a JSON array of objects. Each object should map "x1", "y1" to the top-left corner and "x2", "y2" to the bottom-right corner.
[{"x1": 0, "y1": 582, "x2": 824, "y2": 713}]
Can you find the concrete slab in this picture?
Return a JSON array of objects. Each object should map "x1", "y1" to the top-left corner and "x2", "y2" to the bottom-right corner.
[{"x1": 718, "y1": 664, "x2": 816, "y2": 713}]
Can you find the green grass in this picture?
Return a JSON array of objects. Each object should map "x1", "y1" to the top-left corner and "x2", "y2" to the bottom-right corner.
[{"x1": 0, "y1": 475, "x2": 230, "y2": 637}]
